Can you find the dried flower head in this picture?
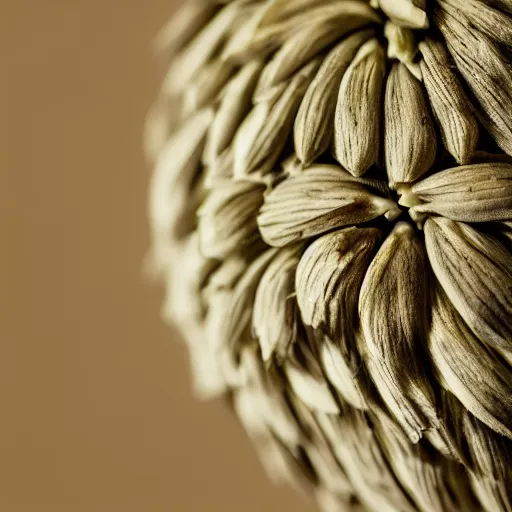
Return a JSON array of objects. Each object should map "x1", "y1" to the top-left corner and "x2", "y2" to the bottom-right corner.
[{"x1": 147, "y1": 1, "x2": 512, "y2": 511}]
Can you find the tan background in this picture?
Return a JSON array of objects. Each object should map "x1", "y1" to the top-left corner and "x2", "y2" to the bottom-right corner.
[{"x1": 1, "y1": 2, "x2": 312, "y2": 511}]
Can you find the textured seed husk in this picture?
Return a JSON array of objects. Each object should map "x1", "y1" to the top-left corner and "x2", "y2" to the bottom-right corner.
[
  {"x1": 359, "y1": 222, "x2": 439, "y2": 443},
  {"x1": 257, "y1": 165, "x2": 401, "y2": 247},
  {"x1": 385, "y1": 62, "x2": 438, "y2": 185},
  {"x1": 377, "y1": 0, "x2": 429, "y2": 29},
  {"x1": 405, "y1": 162, "x2": 512, "y2": 222},
  {"x1": 294, "y1": 29, "x2": 374, "y2": 166},
  {"x1": 420, "y1": 37, "x2": 479, "y2": 165},
  {"x1": 164, "y1": 3, "x2": 243, "y2": 95},
  {"x1": 285, "y1": 363, "x2": 339, "y2": 414},
  {"x1": 233, "y1": 59, "x2": 319, "y2": 181},
  {"x1": 438, "y1": 0, "x2": 512, "y2": 44},
  {"x1": 429, "y1": 287, "x2": 512, "y2": 439},
  {"x1": 295, "y1": 227, "x2": 382, "y2": 408},
  {"x1": 296, "y1": 227, "x2": 382, "y2": 343},
  {"x1": 373, "y1": 410, "x2": 475, "y2": 512},
  {"x1": 435, "y1": 7, "x2": 512, "y2": 156},
  {"x1": 183, "y1": 58, "x2": 235, "y2": 116},
  {"x1": 316, "y1": 410, "x2": 416, "y2": 512},
  {"x1": 253, "y1": 245, "x2": 303, "y2": 362},
  {"x1": 198, "y1": 180, "x2": 265, "y2": 259},
  {"x1": 424, "y1": 218, "x2": 512, "y2": 359},
  {"x1": 149, "y1": 109, "x2": 213, "y2": 272},
  {"x1": 463, "y1": 413, "x2": 512, "y2": 512},
  {"x1": 230, "y1": 0, "x2": 381, "y2": 62},
  {"x1": 257, "y1": 17, "x2": 377, "y2": 94},
  {"x1": 203, "y1": 60, "x2": 263, "y2": 165},
  {"x1": 334, "y1": 38, "x2": 387, "y2": 177},
  {"x1": 384, "y1": 22, "x2": 417, "y2": 65},
  {"x1": 204, "y1": 146, "x2": 234, "y2": 189}
]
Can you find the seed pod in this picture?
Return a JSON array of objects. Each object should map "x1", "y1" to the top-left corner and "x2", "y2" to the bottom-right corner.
[
  {"x1": 385, "y1": 63, "x2": 438, "y2": 185},
  {"x1": 198, "y1": 180, "x2": 265, "y2": 259},
  {"x1": 420, "y1": 37, "x2": 479, "y2": 165},
  {"x1": 253, "y1": 245, "x2": 302, "y2": 362},
  {"x1": 424, "y1": 218, "x2": 512, "y2": 359},
  {"x1": 435, "y1": 7, "x2": 512, "y2": 156},
  {"x1": 404, "y1": 162, "x2": 512, "y2": 222},
  {"x1": 429, "y1": 287, "x2": 512, "y2": 439},
  {"x1": 149, "y1": 109, "x2": 213, "y2": 271},
  {"x1": 233, "y1": 60, "x2": 319, "y2": 181},
  {"x1": 203, "y1": 60, "x2": 263, "y2": 164},
  {"x1": 334, "y1": 39, "x2": 387, "y2": 176},
  {"x1": 359, "y1": 222, "x2": 439, "y2": 443},
  {"x1": 258, "y1": 165, "x2": 401, "y2": 247},
  {"x1": 295, "y1": 29, "x2": 374, "y2": 166}
]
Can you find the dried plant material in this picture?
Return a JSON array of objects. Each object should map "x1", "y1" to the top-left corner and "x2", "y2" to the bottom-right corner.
[
  {"x1": 183, "y1": 58, "x2": 235, "y2": 116},
  {"x1": 204, "y1": 147, "x2": 234, "y2": 189},
  {"x1": 463, "y1": 413, "x2": 512, "y2": 512},
  {"x1": 295, "y1": 30, "x2": 374, "y2": 166},
  {"x1": 321, "y1": 339, "x2": 368, "y2": 410},
  {"x1": 435, "y1": 7, "x2": 512, "y2": 156},
  {"x1": 285, "y1": 363, "x2": 339, "y2": 414},
  {"x1": 384, "y1": 22, "x2": 417, "y2": 65},
  {"x1": 420, "y1": 37, "x2": 479, "y2": 164},
  {"x1": 164, "y1": 3, "x2": 244, "y2": 94},
  {"x1": 401, "y1": 162, "x2": 512, "y2": 222},
  {"x1": 233, "y1": 60, "x2": 319, "y2": 181},
  {"x1": 258, "y1": 165, "x2": 400, "y2": 247},
  {"x1": 385, "y1": 62, "x2": 438, "y2": 185},
  {"x1": 204, "y1": 61, "x2": 263, "y2": 164},
  {"x1": 149, "y1": 109, "x2": 213, "y2": 271},
  {"x1": 430, "y1": 288, "x2": 512, "y2": 439},
  {"x1": 198, "y1": 180, "x2": 265, "y2": 259},
  {"x1": 296, "y1": 227, "x2": 382, "y2": 341},
  {"x1": 253, "y1": 245, "x2": 302, "y2": 362},
  {"x1": 153, "y1": 1, "x2": 217, "y2": 56},
  {"x1": 359, "y1": 222, "x2": 438, "y2": 443},
  {"x1": 257, "y1": 17, "x2": 377, "y2": 93},
  {"x1": 334, "y1": 39, "x2": 386, "y2": 176},
  {"x1": 373, "y1": 410, "x2": 473, "y2": 512},
  {"x1": 316, "y1": 410, "x2": 417, "y2": 512},
  {"x1": 376, "y1": 0, "x2": 429, "y2": 29},
  {"x1": 424, "y1": 218, "x2": 512, "y2": 359},
  {"x1": 148, "y1": 0, "x2": 512, "y2": 509},
  {"x1": 437, "y1": 0, "x2": 512, "y2": 44}
]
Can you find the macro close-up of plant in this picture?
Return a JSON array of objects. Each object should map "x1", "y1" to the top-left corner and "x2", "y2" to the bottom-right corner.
[{"x1": 147, "y1": 1, "x2": 512, "y2": 510}]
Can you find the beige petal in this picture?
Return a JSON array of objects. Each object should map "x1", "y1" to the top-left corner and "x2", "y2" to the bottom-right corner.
[
  {"x1": 385, "y1": 62, "x2": 438, "y2": 185},
  {"x1": 295, "y1": 29, "x2": 374, "y2": 166},
  {"x1": 429, "y1": 288, "x2": 512, "y2": 438},
  {"x1": 419, "y1": 37, "x2": 479, "y2": 165},
  {"x1": 198, "y1": 180, "x2": 265, "y2": 259},
  {"x1": 359, "y1": 222, "x2": 439, "y2": 443},
  {"x1": 334, "y1": 38, "x2": 386, "y2": 176},
  {"x1": 253, "y1": 245, "x2": 303, "y2": 362},
  {"x1": 258, "y1": 165, "x2": 400, "y2": 247},
  {"x1": 424, "y1": 218, "x2": 512, "y2": 358},
  {"x1": 403, "y1": 162, "x2": 512, "y2": 222},
  {"x1": 233, "y1": 60, "x2": 319, "y2": 181}
]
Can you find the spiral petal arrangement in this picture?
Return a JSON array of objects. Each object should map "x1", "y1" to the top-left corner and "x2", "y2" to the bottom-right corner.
[{"x1": 147, "y1": 1, "x2": 512, "y2": 511}]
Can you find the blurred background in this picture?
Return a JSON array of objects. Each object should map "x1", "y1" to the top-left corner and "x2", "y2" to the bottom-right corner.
[{"x1": 1, "y1": 2, "x2": 312, "y2": 511}]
